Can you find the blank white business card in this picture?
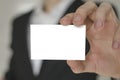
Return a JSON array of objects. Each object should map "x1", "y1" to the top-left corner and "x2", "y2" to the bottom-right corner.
[{"x1": 30, "y1": 25, "x2": 86, "y2": 60}]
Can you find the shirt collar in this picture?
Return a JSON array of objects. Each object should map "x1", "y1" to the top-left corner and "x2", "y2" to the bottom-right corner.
[
  {"x1": 34, "y1": 0, "x2": 74, "y2": 16},
  {"x1": 30, "y1": 0, "x2": 74, "y2": 24}
]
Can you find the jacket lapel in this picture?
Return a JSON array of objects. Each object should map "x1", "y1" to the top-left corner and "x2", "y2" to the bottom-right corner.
[{"x1": 19, "y1": 10, "x2": 36, "y2": 79}]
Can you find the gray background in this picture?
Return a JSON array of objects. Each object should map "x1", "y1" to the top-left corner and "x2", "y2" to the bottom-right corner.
[{"x1": 0, "y1": 0, "x2": 39, "y2": 77}]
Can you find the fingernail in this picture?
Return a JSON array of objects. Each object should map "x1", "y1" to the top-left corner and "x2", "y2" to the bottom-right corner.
[
  {"x1": 60, "y1": 17, "x2": 69, "y2": 25},
  {"x1": 113, "y1": 41, "x2": 120, "y2": 49},
  {"x1": 73, "y1": 15, "x2": 83, "y2": 27},
  {"x1": 95, "y1": 20, "x2": 104, "y2": 29},
  {"x1": 74, "y1": 15, "x2": 82, "y2": 22}
]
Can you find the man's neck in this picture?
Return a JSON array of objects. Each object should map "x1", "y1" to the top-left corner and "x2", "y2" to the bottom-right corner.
[{"x1": 43, "y1": 0, "x2": 61, "y2": 13}]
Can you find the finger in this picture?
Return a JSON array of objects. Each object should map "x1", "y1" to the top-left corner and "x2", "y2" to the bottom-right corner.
[
  {"x1": 60, "y1": 13, "x2": 74, "y2": 26},
  {"x1": 67, "y1": 52, "x2": 96, "y2": 73},
  {"x1": 67, "y1": 60, "x2": 85, "y2": 73},
  {"x1": 112, "y1": 24, "x2": 120, "y2": 49},
  {"x1": 67, "y1": 60, "x2": 96, "y2": 74},
  {"x1": 73, "y1": 1, "x2": 97, "y2": 26},
  {"x1": 94, "y1": 2, "x2": 113, "y2": 30}
]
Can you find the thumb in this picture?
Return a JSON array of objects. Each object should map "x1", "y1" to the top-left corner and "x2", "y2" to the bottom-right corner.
[
  {"x1": 67, "y1": 52, "x2": 96, "y2": 73},
  {"x1": 67, "y1": 60, "x2": 85, "y2": 73}
]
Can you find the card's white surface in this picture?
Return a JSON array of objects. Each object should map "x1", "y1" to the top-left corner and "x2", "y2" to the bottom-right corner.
[{"x1": 30, "y1": 25, "x2": 86, "y2": 60}]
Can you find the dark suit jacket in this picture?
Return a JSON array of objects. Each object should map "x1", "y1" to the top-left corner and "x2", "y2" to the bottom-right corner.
[{"x1": 5, "y1": 0, "x2": 97, "y2": 80}]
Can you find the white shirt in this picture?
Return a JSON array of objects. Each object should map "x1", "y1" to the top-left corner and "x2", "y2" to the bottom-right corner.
[{"x1": 29, "y1": 0, "x2": 74, "y2": 76}]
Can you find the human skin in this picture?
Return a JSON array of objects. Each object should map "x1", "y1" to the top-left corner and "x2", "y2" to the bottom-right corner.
[
  {"x1": 43, "y1": 0, "x2": 61, "y2": 12},
  {"x1": 60, "y1": 1, "x2": 120, "y2": 78}
]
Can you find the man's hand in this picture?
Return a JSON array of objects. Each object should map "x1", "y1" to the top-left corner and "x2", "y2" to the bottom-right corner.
[{"x1": 60, "y1": 1, "x2": 120, "y2": 78}]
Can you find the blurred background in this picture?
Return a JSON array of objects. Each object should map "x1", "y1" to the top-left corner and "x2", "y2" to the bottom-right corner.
[
  {"x1": 0, "y1": 0, "x2": 39, "y2": 78},
  {"x1": 0, "y1": 0, "x2": 120, "y2": 79}
]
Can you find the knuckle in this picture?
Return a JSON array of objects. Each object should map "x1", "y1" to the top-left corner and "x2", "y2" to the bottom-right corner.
[
  {"x1": 63, "y1": 13, "x2": 73, "y2": 19},
  {"x1": 95, "y1": 3, "x2": 113, "y2": 19},
  {"x1": 95, "y1": 12, "x2": 105, "y2": 21},
  {"x1": 85, "y1": 1, "x2": 97, "y2": 9},
  {"x1": 75, "y1": 7, "x2": 87, "y2": 17},
  {"x1": 101, "y1": 2, "x2": 112, "y2": 10},
  {"x1": 102, "y1": 2, "x2": 111, "y2": 6},
  {"x1": 76, "y1": 1, "x2": 97, "y2": 14},
  {"x1": 86, "y1": 1, "x2": 97, "y2": 8},
  {"x1": 76, "y1": 3, "x2": 86, "y2": 13},
  {"x1": 66, "y1": 13, "x2": 73, "y2": 18}
]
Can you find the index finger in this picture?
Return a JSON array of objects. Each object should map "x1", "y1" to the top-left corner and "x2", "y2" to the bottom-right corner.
[{"x1": 73, "y1": 1, "x2": 97, "y2": 26}]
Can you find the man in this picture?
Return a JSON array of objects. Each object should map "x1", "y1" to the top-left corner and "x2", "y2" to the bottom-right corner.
[
  {"x1": 60, "y1": 0, "x2": 120, "y2": 78},
  {"x1": 5, "y1": 0, "x2": 119, "y2": 80},
  {"x1": 5, "y1": 0, "x2": 97, "y2": 80}
]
